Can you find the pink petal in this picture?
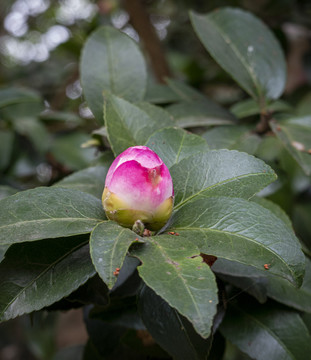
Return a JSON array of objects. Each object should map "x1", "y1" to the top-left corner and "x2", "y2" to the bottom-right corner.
[
  {"x1": 105, "y1": 146, "x2": 164, "y2": 187},
  {"x1": 108, "y1": 159, "x2": 173, "y2": 211}
]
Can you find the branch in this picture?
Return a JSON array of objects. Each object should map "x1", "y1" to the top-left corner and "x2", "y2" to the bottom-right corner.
[
  {"x1": 123, "y1": 0, "x2": 171, "y2": 83},
  {"x1": 255, "y1": 110, "x2": 272, "y2": 135}
]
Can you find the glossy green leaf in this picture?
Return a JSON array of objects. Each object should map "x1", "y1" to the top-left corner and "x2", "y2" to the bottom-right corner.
[
  {"x1": 145, "y1": 127, "x2": 209, "y2": 168},
  {"x1": 0, "y1": 235, "x2": 96, "y2": 321},
  {"x1": 212, "y1": 259, "x2": 268, "y2": 303},
  {"x1": 0, "y1": 87, "x2": 41, "y2": 109},
  {"x1": 90, "y1": 222, "x2": 142, "y2": 289},
  {"x1": 167, "y1": 100, "x2": 235, "y2": 128},
  {"x1": 131, "y1": 235, "x2": 218, "y2": 338},
  {"x1": 220, "y1": 302, "x2": 311, "y2": 360},
  {"x1": 190, "y1": 8, "x2": 286, "y2": 102},
  {"x1": 202, "y1": 125, "x2": 261, "y2": 154},
  {"x1": 138, "y1": 285, "x2": 212, "y2": 360},
  {"x1": 80, "y1": 26, "x2": 147, "y2": 122},
  {"x1": 251, "y1": 197, "x2": 293, "y2": 230},
  {"x1": 169, "y1": 197, "x2": 305, "y2": 286},
  {"x1": 231, "y1": 98, "x2": 293, "y2": 119},
  {"x1": 0, "y1": 187, "x2": 105, "y2": 245},
  {"x1": 104, "y1": 93, "x2": 172, "y2": 155},
  {"x1": 266, "y1": 256, "x2": 311, "y2": 313},
  {"x1": 270, "y1": 117, "x2": 311, "y2": 175},
  {"x1": 170, "y1": 149, "x2": 276, "y2": 208},
  {"x1": 109, "y1": 256, "x2": 141, "y2": 297},
  {"x1": 213, "y1": 254, "x2": 311, "y2": 312},
  {"x1": 54, "y1": 166, "x2": 108, "y2": 199}
]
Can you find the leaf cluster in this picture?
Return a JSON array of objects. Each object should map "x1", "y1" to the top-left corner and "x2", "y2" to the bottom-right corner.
[{"x1": 1, "y1": 4, "x2": 311, "y2": 360}]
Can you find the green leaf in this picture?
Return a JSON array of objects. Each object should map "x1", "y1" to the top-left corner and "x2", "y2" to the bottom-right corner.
[
  {"x1": 89, "y1": 296, "x2": 144, "y2": 330},
  {"x1": 2, "y1": 101, "x2": 49, "y2": 154},
  {"x1": 0, "y1": 130, "x2": 14, "y2": 170},
  {"x1": 2, "y1": 100, "x2": 44, "y2": 123},
  {"x1": 170, "y1": 149, "x2": 276, "y2": 208},
  {"x1": 297, "y1": 92, "x2": 311, "y2": 116},
  {"x1": 91, "y1": 150, "x2": 115, "y2": 167},
  {"x1": 0, "y1": 235, "x2": 96, "y2": 321},
  {"x1": 104, "y1": 93, "x2": 172, "y2": 155},
  {"x1": 190, "y1": 8, "x2": 286, "y2": 103},
  {"x1": 145, "y1": 127, "x2": 209, "y2": 168},
  {"x1": 0, "y1": 187, "x2": 105, "y2": 245},
  {"x1": 163, "y1": 78, "x2": 236, "y2": 127},
  {"x1": 231, "y1": 98, "x2": 293, "y2": 119},
  {"x1": 13, "y1": 117, "x2": 51, "y2": 154},
  {"x1": 135, "y1": 101, "x2": 173, "y2": 125},
  {"x1": 202, "y1": 125, "x2": 261, "y2": 154},
  {"x1": 80, "y1": 26, "x2": 147, "y2": 122},
  {"x1": 255, "y1": 135, "x2": 284, "y2": 163},
  {"x1": 0, "y1": 245, "x2": 9, "y2": 263},
  {"x1": 169, "y1": 197, "x2": 305, "y2": 286},
  {"x1": 220, "y1": 302, "x2": 311, "y2": 360},
  {"x1": 84, "y1": 313, "x2": 127, "y2": 358},
  {"x1": 131, "y1": 235, "x2": 218, "y2": 338},
  {"x1": 251, "y1": 197, "x2": 293, "y2": 230},
  {"x1": 40, "y1": 111, "x2": 83, "y2": 125},
  {"x1": 165, "y1": 78, "x2": 206, "y2": 102},
  {"x1": 270, "y1": 117, "x2": 311, "y2": 175},
  {"x1": 302, "y1": 313, "x2": 311, "y2": 335},
  {"x1": 266, "y1": 256, "x2": 311, "y2": 313},
  {"x1": 109, "y1": 256, "x2": 141, "y2": 297},
  {"x1": 0, "y1": 186, "x2": 19, "y2": 200},
  {"x1": 167, "y1": 100, "x2": 235, "y2": 128},
  {"x1": 212, "y1": 259, "x2": 268, "y2": 303},
  {"x1": 54, "y1": 166, "x2": 108, "y2": 199},
  {"x1": 90, "y1": 222, "x2": 142, "y2": 289},
  {"x1": 0, "y1": 87, "x2": 41, "y2": 109},
  {"x1": 293, "y1": 203, "x2": 311, "y2": 253},
  {"x1": 138, "y1": 285, "x2": 212, "y2": 360},
  {"x1": 212, "y1": 255, "x2": 311, "y2": 311},
  {"x1": 50, "y1": 132, "x2": 98, "y2": 171},
  {"x1": 144, "y1": 79, "x2": 180, "y2": 104}
]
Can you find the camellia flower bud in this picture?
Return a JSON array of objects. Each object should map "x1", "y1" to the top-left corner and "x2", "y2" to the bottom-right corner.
[{"x1": 102, "y1": 146, "x2": 174, "y2": 231}]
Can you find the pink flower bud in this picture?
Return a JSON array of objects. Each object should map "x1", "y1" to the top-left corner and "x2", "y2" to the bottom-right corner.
[{"x1": 102, "y1": 146, "x2": 174, "y2": 231}]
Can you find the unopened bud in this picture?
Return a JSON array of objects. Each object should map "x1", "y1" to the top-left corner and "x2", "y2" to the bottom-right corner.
[
  {"x1": 132, "y1": 220, "x2": 145, "y2": 235},
  {"x1": 102, "y1": 146, "x2": 174, "y2": 231}
]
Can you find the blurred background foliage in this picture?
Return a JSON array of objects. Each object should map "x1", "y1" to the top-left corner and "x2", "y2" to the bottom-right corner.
[{"x1": 1, "y1": 0, "x2": 311, "y2": 359}]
